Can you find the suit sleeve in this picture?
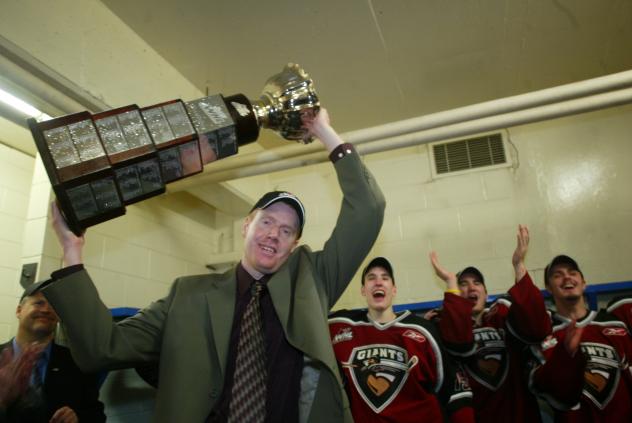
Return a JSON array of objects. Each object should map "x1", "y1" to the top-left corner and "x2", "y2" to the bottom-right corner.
[
  {"x1": 42, "y1": 268, "x2": 175, "y2": 372},
  {"x1": 74, "y1": 371, "x2": 106, "y2": 423},
  {"x1": 313, "y1": 147, "x2": 385, "y2": 309},
  {"x1": 506, "y1": 272, "x2": 552, "y2": 343},
  {"x1": 438, "y1": 293, "x2": 475, "y2": 357}
]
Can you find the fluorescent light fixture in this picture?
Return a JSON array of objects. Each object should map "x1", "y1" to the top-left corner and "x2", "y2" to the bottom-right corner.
[{"x1": 0, "y1": 86, "x2": 51, "y2": 121}]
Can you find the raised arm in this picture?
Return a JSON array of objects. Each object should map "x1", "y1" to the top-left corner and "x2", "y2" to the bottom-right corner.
[
  {"x1": 303, "y1": 109, "x2": 385, "y2": 308},
  {"x1": 511, "y1": 224, "x2": 529, "y2": 282},
  {"x1": 50, "y1": 201, "x2": 84, "y2": 267},
  {"x1": 429, "y1": 251, "x2": 475, "y2": 356},
  {"x1": 430, "y1": 251, "x2": 458, "y2": 292},
  {"x1": 42, "y1": 202, "x2": 169, "y2": 372},
  {"x1": 301, "y1": 108, "x2": 342, "y2": 153},
  {"x1": 506, "y1": 224, "x2": 551, "y2": 343}
]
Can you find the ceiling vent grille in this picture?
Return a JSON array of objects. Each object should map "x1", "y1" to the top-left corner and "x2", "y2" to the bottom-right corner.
[{"x1": 432, "y1": 133, "x2": 507, "y2": 175}]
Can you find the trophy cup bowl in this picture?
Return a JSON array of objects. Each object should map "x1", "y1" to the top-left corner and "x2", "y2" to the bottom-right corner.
[{"x1": 252, "y1": 63, "x2": 320, "y2": 143}]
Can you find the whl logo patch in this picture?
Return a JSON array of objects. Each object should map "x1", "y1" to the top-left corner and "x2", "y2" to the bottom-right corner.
[{"x1": 343, "y1": 344, "x2": 418, "y2": 413}]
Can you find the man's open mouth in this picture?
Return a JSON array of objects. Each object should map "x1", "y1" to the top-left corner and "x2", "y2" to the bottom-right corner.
[
  {"x1": 372, "y1": 290, "x2": 386, "y2": 299},
  {"x1": 259, "y1": 244, "x2": 276, "y2": 254}
]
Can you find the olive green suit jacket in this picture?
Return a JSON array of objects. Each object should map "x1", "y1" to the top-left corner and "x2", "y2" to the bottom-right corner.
[{"x1": 43, "y1": 151, "x2": 385, "y2": 422}]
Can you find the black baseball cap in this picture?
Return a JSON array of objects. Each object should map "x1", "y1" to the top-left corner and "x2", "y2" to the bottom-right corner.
[
  {"x1": 361, "y1": 257, "x2": 394, "y2": 285},
  {"x1": 457, "y1": 266, "x2": 485, "y2": 285},
  {"x1": 250, "y1": 191, "x2": 305, "y2": 237},
  {"x1": 544, "y1": 255, "x2": 583, "y2": 285}
]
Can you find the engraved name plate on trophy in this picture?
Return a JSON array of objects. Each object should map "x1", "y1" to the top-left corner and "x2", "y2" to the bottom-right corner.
[
  {"x1": 28, "y1": 112, "x2": 125, "y2": 234},
  {"x1": 93, "y1": 105, "x2": 165, "y2": 204},
  {"x1": 185, "y1": 94, "x2": 238, "y2": 164},
  {"x1": 140, "y1": 100, "x2": 202, "y2": 183}
]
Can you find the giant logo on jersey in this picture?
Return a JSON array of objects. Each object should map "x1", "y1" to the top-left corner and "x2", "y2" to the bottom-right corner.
[
  {"x1": 581, "y1": 342, "x2": 621, "y2": 409},
  {"x1": 466, "y1": 327, "x2": 509, "y2": 391},
  {"x1": 343, "y1": 344, "x2": 419, "y2": 413}
]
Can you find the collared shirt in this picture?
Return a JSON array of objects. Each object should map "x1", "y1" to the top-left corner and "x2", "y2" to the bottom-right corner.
[
  {"x1": 12, "y1": 338, "x2": 53, "y2": 386},
  {"x1": 207, "y1": 263, "x2": 304, "y2": 423}
]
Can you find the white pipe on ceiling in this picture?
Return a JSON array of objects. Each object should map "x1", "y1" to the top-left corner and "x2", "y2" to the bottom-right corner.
[
  {"x1": 201, "y1": 69, "x2": 632, "y2": 176},
  {"x1": 0, "y1": 34, "x2": 110, "y2": 118},
  {"x1": 170, "y1": 85, "x2": 632, "y2": 188}
]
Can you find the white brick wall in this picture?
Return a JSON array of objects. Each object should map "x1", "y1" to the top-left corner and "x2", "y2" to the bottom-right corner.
[
  {"x1": 0, "y1": 143, "x2": 35, "y2": 341},
  {"x1": 224, "y1": 105, "x2": 632, "y2": 311},
  {"x1": 3, "y1": 105, "x2": 632, "y2": 338},
  {"x1": 35, "y1": 196, "x2": 231, "y2": 310}
]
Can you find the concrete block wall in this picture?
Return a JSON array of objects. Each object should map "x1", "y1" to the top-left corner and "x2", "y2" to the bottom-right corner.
[
  {"x1": 35, "y1": 194, "x2": 231, "y2": 310},
  {"x1": 337, "y1": 104, "x2": 632, "y2": 309},
  {"x1": 227, "y1": 104, "x2": 632, "y2": 311},
  {"x1": 0, "y1": 143, "x2": 34, "y2": 341}
]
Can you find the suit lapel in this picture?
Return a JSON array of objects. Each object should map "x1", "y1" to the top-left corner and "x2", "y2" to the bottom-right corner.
[
  {"x1": 205, "y1": 269, "x2": 237, "y2": 379},
  {"x1": 47, "y1": 343, "x2": 61, "y2": 376},
  {"x1": 268, "y1": 253, "x2": 332, "y2": 368},
  {"x1": 44, "y1": 343, "x2": 61, "y2": 397},
  {"x1": 268, "y1": 263, "x2": 292, "y2": 330}
]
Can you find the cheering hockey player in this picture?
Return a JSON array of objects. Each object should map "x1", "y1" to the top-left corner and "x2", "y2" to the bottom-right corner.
[
  {"x1": 530, "y1": 255, "x2": 632, "y2": 422},
  {"x1": 428, "y1": 225, "x2": 551, "y2": 422},
  {"x1": 329, "y1": 257, "x2": 474, "y2": 422}
]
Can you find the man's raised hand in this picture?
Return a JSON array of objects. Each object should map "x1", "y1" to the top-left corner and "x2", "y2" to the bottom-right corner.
[
  {"x1": 512, "y1": 224, "x2": 530, "y2": 281},
  {"x1": 429, "y1": 251, "x2": 458, "y2": 291}
]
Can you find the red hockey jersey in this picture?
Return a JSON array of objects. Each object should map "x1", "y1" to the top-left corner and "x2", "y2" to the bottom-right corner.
[
  {"x1": 328, "y1": 309, "x2": 473, "y2": 423},
  {"x1": 607, "y1": 295, "x2": 632, "y2": 389},
  {"x1": 607, "y1": 295, "x2": 632, "y2": 333},
  {"x1": 435, "y1": 273, "x2": 551, "y2": 423},
  {"x1": 530, "y1": 308, "x2": 632, "y2": 423}
]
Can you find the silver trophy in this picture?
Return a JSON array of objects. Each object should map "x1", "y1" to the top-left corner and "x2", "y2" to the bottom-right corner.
[
  {"x1": 252, "y1": 63, "x2": 320, "y2": 143},
  {"x1": 28, "y1": 63, "x2": 320, "y2": 235}
]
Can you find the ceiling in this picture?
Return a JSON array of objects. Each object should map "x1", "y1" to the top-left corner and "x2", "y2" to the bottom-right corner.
[
  {"x1": 98, "y1": 0, "x2": 632, "y2": 145},
  {"x1": 3, "y1": 1, "x2": 632, "y2": 154},
  {"x1": 1, "y1": 0, "x2": 631, "y2": 216}
]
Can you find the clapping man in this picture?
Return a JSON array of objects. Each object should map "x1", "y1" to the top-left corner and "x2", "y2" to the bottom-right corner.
[
  {"x1": 0, "y1": 285, "x2": 105, "y2": 423},
  {"x1": 429, "y1": 225, "x2": 551, "y2": 423}
]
